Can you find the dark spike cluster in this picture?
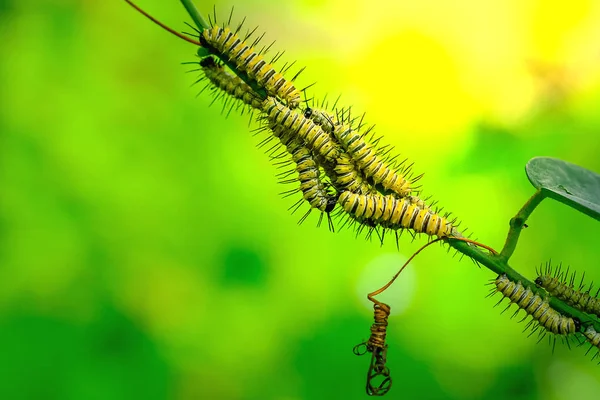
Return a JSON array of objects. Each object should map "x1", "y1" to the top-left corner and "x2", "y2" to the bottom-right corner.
[
  {"x1": 533, "y1": 261, "x2": 600, "y2": 359},
  {"x1": 535, "y1": 261, "x2": 600, "y2": 318},
  {"x1": 489, "y1": 274, "x2": 582, "y2": 353},
  {"x1": 200, "y1": 18, "x2": 304, "y2": 108}
]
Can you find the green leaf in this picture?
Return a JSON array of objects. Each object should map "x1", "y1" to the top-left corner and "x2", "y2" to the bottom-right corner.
[{"x1": 526, "y1": 156, "x2": 600, "y2": 221}]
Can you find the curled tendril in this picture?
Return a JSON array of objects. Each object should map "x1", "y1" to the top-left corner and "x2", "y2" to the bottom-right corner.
[
  {"x1": 366, "y1": 347, "x2": 392, "y2": 396},
  {"x1": 354, "y1": 301, "x2": 392, "y2": 396},
  {"x1": 353, "y1": 341, "x2": 368, "y2": 356}
]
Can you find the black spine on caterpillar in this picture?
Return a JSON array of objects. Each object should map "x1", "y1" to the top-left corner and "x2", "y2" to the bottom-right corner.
[
  {"x1": 495, "y1": 274, "x2": 580, "y2": 336},
  {"x1": 333, "y1": 117, "x2": 415, "y2": 198},
  {"x1": 304, "y1": 106, "x2": 337, "y2": 134},
  {"x1": 302, "y1": 106, "x2": 375, "y2": 194},
  {"x1": 262, "y1": 97, "x2": 341, "y2": 162},
  {"x1": 201, "y1": 25, "x2": 301, "y2": 108},
  {"x1": 304, "y1": 107, "x2": 435, "y2": 207},
  {"x1": 199, "y1": 57, "x2": 264, "y2": 110},
  {"x1": 301, "y1": 108, "x2": 371, "y2": 193},
  {"x1": 337, "y1": 191, "x2": 458, "y2": 238},
  {"x1": 271, "y1": 124, "x2": 338, "y2": 215},
  {"x1": 535, "y1": 264, "x2": 600, "y2": 318},
  {"x1": 332, "y1": 152, "x2": 373, "y2": 195}
]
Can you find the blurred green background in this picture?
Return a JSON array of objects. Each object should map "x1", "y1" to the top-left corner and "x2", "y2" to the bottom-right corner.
[{"x1": 1, "y1": 0, "x2": 600, "y2": 399}]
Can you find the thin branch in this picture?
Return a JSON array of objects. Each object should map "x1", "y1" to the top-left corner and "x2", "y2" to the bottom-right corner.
[
  {"x1": 179, "y1": 0, "x2": 209, "y2": 31},
  {"x1": 499, "y1": 189, "x2": 545, "y2": 261},
  {"x1": 448, "y1": 237, "x2": 600, "y2": 334}
]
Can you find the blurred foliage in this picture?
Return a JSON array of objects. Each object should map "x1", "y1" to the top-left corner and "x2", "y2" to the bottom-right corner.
[{"x1": 1, "y1": 0, "x2": 599, "y2": 399}]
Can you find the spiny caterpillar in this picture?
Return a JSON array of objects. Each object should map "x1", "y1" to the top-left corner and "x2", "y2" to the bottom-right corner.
[
  {"x1": 304, "y1": 106, "x2": 337, "y2": 134},
  {"x1": 332, "y1": 152, "x2": 373, "y2": 195},
  {"x1": 270, "y1": 123, "x2": 338, "y2": 227},
  {"x1": 262, "y1": 97, "x2": 340, "y2": 162},
  {"x1": 333, "y1": 110, "x2": 417, "y2": 198},
  {"x1": 201, "y1": 24, "x2": 302, "y2": 108},
  {"x1": 198, "y1": 56, "x2": 263, "y2": 111},
  {"x1": 194, "y1": 57, "x2": 339, "y2": 226},
  {"x1": 305, "y1": 103, "x2": 422, "y2": 200},
  {"x1": 493, "y1": 274, "x2": 580, "y2": 337},
  {"x1": 337, "y1": 191, "x2": 457, "y2": 238},
  {"x1": 535, "y1": 262, "x2": 600, "y2": 318}
]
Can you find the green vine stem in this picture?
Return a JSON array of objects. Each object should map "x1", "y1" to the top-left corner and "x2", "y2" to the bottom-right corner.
[
  {"x1": 448, "y1": 233, "x2": 600, "y2": 334},
  {"x1": 499, "y1": 189, "x2": 545, "y2": 262},
  {"x1": 175, "y1": 0, "x2": 600, "y2": 340},
  {"x1": 178, "y1": 0, "x2": 209, "y2": 30}
]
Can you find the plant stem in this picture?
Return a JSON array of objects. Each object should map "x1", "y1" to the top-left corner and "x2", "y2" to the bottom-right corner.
[
  {"x1": 499, "y1": 189, "x2": 545, "y2": 262},
  {"x1": 179, "y1": 0, "x2": 209, "y2": 30},
  {"x1": 447, "y1": 238, "x2": 600, "y2": 334}
]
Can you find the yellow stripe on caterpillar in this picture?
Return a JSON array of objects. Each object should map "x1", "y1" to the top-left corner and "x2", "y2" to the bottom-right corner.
[
  {"x1": 262, "y1": 97, "x2": 340, "y2": 162},
  {"x1": 200, "y1": 57, "x2": 263, "y2": 110},
  {"x1": 304, "y1": 106, "x2": 337, "y2": 134},
  {"x1": 334, "y1": 122, "x2": 413, "y2": 197},
  {"x1": 495, "y1": 274, "x2": 580, "y2": 336},
  {"x1": 337, "y1": 191, "x2": 455, "y2": 237},
  {"x1": 201, "y1": 25, "x2": 301, "y2": 108},
  {"x1": 332, "y1": 153, "x2": 373, "y2": 194},
  {"x1": 535, "y1": 263, "x2": 600, "y2": 318},
  {"x1": 270, "y1": 124, "x2": 337, "y2": 214}
]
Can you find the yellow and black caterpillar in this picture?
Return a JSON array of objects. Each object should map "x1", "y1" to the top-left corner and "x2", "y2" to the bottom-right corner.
[
  {"x1": 201, "y1": 25, "x2": 301, "y2": 108},
  {"x1": 333, "y1": 115, "x2": 416, "y2": 198},
  {"x1": 305, "y1": 103, "x2": 418, "y2": 198},
  {"x1": 535, "y1": 263, "x2": 600, "y2": 318},
  {"x1": 199, "y1": 56, "x2": 263, "y2": 111},
  {"x1": 494, "y1": 274, "x2": 580, "y2": 336},
  {"x1": 262, "y1": 97, "x2": 340, "y2": 162},
  {"x1": 270, "y1": 123, "x2": 338, "y2": 223},
  {"x1": 125, "y1": 0, "x2": 454, "y2": 242},
  {"x1": 337, "y1": 191, "x2": 455, "y2": 238}
]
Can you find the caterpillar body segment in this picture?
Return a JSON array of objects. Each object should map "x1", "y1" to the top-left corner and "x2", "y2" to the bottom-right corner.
[
  {"x1": 494, "y1": 274, "x2": 580, "y2": 336},
  {"x1": 272, "y1": 125, "x2": 337, "y2": 212},
  {"x1": 201, "y1": 25, "x2": 301, "y2": 108},
  {"x1": 332, "y1": 153, "x2": 373, "y2": 195},
  {"x1": 304, "y1": 106, "x2": 337, "y2": 134},
  {"x1": 535, "y1": 263, "x2": 600, "y2": 318},
  {"x1": 199, "y1": 57, "x2": 263, "y2": 111},
  {"x1": 584, "y1": 325, "x2": 600, "y2": 362},
  {"x1": 291, "y1": 145, "x2": 337, "y2": 213},
  {"x1": 302, "y1": 106, "x2": 374, "y2": 195},
  {"x1": 536, "y1": 275, "x2": 600, "y2": 318},
  {"x1": 585, "y1": 325, "x2": 600, "y2": 347},
  {"x1": 262, "y1": 97, "x2": 340, "y2": 162},
  {"x1": 333, "y1": 121, "x2": 414, "y2": 198},
  {"x1": 268, "y1": 124, "x2": 338, "y2": 229},
  {"x1": 337, "y1": 191, "x2": 456, "y2": 238}
]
